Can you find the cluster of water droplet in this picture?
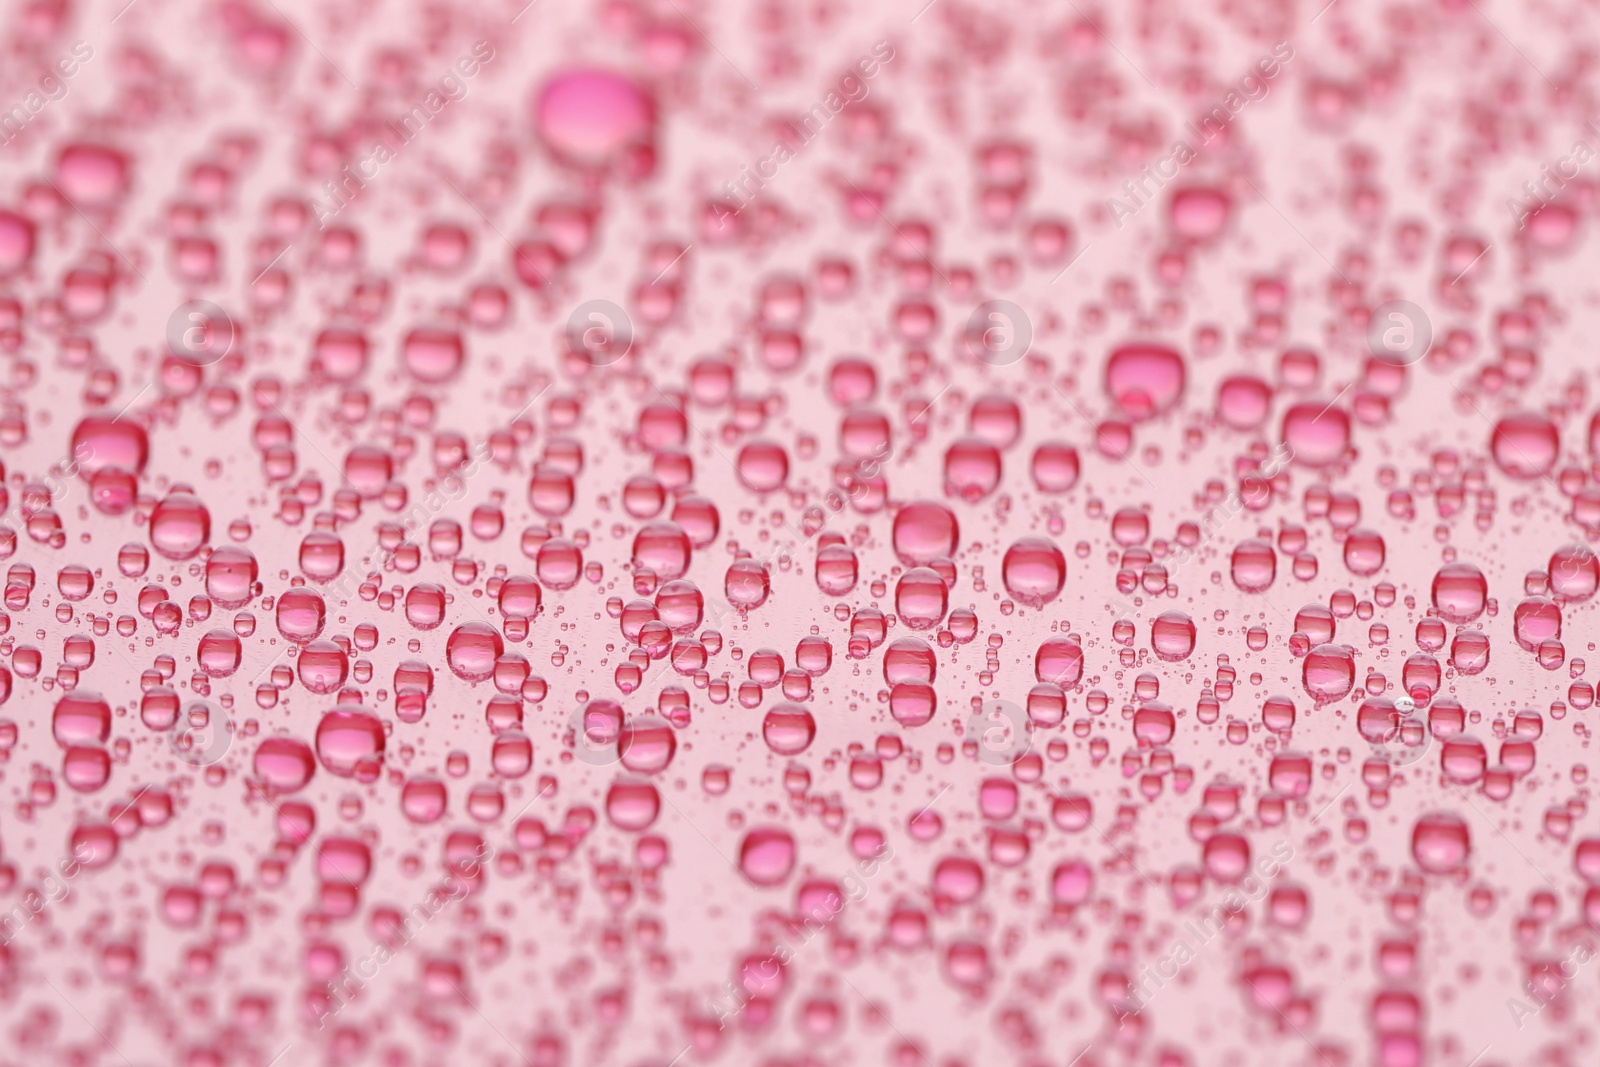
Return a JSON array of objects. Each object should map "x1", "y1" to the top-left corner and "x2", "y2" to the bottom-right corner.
[{"x1": 2, "y1": 1, "x2": 1600, "y2": 1066}]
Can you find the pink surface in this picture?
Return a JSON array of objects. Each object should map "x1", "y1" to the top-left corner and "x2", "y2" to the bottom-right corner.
[{"x1": 0, "y1": 1, "x2": 1597, "y2": 1066}]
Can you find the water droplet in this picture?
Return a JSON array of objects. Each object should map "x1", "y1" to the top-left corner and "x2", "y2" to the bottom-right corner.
[
  {"x1": 1411, "y1": 812, "x2": 1470, "y2": 873},
  {"x1": 739, "y1": 826, "x2": 796, "y2": 886},
  {"x1": 1001, "y1": 537, "x2": 1066, "y2": 607},
  {"x1": 1105, "y1": 343, "x2": 1185, "y2": 420}
]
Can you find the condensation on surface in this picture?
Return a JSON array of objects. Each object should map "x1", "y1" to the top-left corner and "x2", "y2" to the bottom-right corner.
[{"x1": 0, "y1": 2, "x2": 1597, "y2": 1067}]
